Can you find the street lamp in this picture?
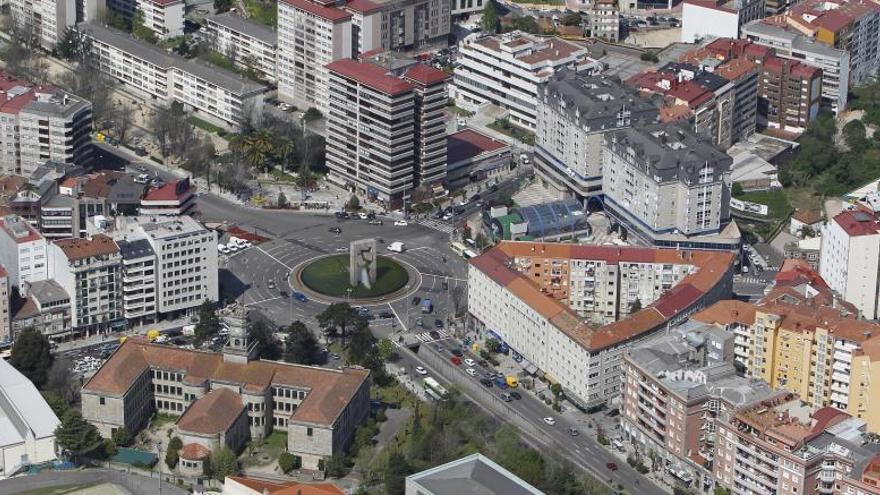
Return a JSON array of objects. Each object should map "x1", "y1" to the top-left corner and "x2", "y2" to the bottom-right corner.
[{"x1": 155, "y1": 440, "x2": 163, "y2": 495}]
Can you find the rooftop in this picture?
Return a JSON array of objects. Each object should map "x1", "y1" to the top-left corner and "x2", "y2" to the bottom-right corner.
[
  {"x1": 205, "y1": 12, "x2": 277, "y2": 45},
  {"x1": 0, "y1": 214, "x2": 43, "y2": 244},
  {"x1": 83, "y1": 338, "x2": 370, "y2": 427},
  {"x1": 326, "y1": 59, "x2": 414, "y2": 95},
  {"x1": 225, "y1": 476, "x2": 345, "y2": 495},
  {"x1": 280, "y1": 0, "x2": 352, "y2": 21},
  {"x1": 833, "y1": 209, "x2": 880, "y2": 237},
  {"x1": 402, "y1": 63, "x2": 450, "y2": 86},
  {"x1": 78, "y1": 23, "x2": 267, "y2": 96},
  {"x1": 447, "y1": 129, "x2": 510, "y2": 165},
  {"x1": 54, "y1": 234, "x2": 119, "y2": 261},
  {"x1": 470, "y1": 241, "x2": 734, "y2": 351},
  {"x1": 0, "y1": 358, "x2": 60, "y2": 447},
  {"x1": 176, "y1": 388, "x2": 245, "y2": 435},
  {"x1": 466, "y1": 31, "x2": 589, "y2": 68},
  {"x1": 142, "y1": 178, "x2": 193, "y2": 202},
  {"x1": 406, "y1": 453, "x2": 544, "y2": 495},
  {"x1": 179, "y1": 443, "x2": 212, "y2": 461}
]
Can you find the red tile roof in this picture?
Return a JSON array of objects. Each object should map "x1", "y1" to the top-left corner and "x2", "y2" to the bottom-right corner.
[
  {"x1": 177, "y1": 388, "x2": 245, "y2": 435},
  {"x1": 83, "y1": 338, "x2": 370, "y2": 427},
  {"x1": 0, "y1": 264, "x2": 7, "y2": 278},
  {"x1": 227, "y1": 476, "x2": 345, "y2": 495},
  {"x1": 0, "y1": 215, "x2": 42, "y2": 244},
  {"x1": 683, "y1": 0, "x2": 735, "y2": 13},
  {"x1": 403, "y1": 64, "x2": 450, "y2": 86},
  {"x1": 179, "y1": 443, "x2": 212, "y2": 460},
  {"x1": 54, "y1": 234, "x2": 119, "y2": 261},
  {"x1": 833, "y1": 209, "x2": 880, "y2": 237},
  {"x1": 792, "y1": 208, "x2": 823, "y2": 225},
  {"x1": 327, "y1": 59, "x2": 414, "y2": 95},
  {"x1": 345, "y1": 0, "x2": 383, "y2": 14},
  {"x1": 447, "y1": 129, "x2": 510, "y2": 164},
  {"x1": 142, "y1": 179, "x2": 192, "y2": 202},
  {"x1": 280, "y1": 0, "x2": 352, "y2": 21},
  {"x1": 470, "y1": 241, "x2": 735, "y2": 351},
  {"x1": 667, "y1": 80, "x2": 712, "y2": 107}
]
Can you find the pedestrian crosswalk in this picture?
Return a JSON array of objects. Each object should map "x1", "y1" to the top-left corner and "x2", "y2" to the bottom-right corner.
[
  {"x1": 415, "y1": 329, "x2": 449, "y2": 343},
  {"x1": 415, "y1": 218, "x2": 454, "y2": 234}
]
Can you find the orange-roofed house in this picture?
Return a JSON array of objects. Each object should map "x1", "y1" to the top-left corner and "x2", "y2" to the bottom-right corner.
[
  {"x1": 468, "y1": 240, "x2": 735, "y2": 409},
  {"x1": 81, "y1": 304, "x2": 370, "y2": 472},
  {"x1": 223, "y1": 476, "x2": 345, "y2": 495},
  {"x1": 48, "y1": 234, "x2": 123, "y2": 334}
]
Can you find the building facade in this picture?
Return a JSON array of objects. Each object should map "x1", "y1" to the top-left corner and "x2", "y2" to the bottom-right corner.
[
  {"x1": 601, "y1": 123, "x2": 733, "y2": 243},
  {"x1": 204, "y1": 12, "x2": 278, "y2": 83},
  {"x1": 11, "y1": 279, "x2": 71, "y2": 341},
  {"x1": 468, "y1": 241, "x2": 735, "y2": 409},
  {"x1": 535, "y1": 70, "x2": 660, "y2": 202},
  {"x1": 681, "y1": 0, "x2": 765, "y2": 43},
  {"x1": 0, "y1": 215, "x2": 48, "y2": 289},
  {"x1": 454, "y1": 31, "x2": 596, "y2": 129},
  {"x1": 136, "y1": 0, "x2": 184, "y2": 39},
  {"x1": 402, "y1": 65, "x2": 449, "y2": 190},
  {"x1": 0, "y1": 359, "x2": 60, "y2": 477},
  {"x1": 79, "y1": 23, "x2": 268, "y2": 127},
  {"x1": 9, "y1": 0, "x2": 75, "y2": 50},
  {"x1": 589, "y1": 0, "x2": 620, "y2": 41},
  {"x1": 819, "y1": 209, "x2": 880, "y2": 319},
  {"x1": 0, "y1": 266, "x2": 8, "y2": 342}
]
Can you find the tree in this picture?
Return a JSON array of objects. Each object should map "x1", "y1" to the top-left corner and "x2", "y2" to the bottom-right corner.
[
  {"x1": 279, "y1": 452, "x2": 300, "y2": 473},
  {"x1": 60, "y1": 66, "x2": 117, "y2": 127},
  {"x1": 214, "y1": 0, "x2": 235, "y2": 14},
  {"x1": 113, "y1": 102, "x2": 135, "y2": 145},
  {"x1": 231, "y1": 128, "x2": 274, "y2": 173},
  {"x1": 629, "y1": 298, "x2": 642, "y2": 313},
  {"x1": 346, "y1": 194, "x2": 361, "y2": 211},
  {"x1": 303, "y1": 107, "x2": 323, "y2": 122},
  {"x1": 323, "y1": 453, "x2": 347, "y2": 478},
  {"x1": 714, "y1": 487, "x2": 732, "y2": 495},
  {"x1": 348, "y1": 321, "x2": 377, "y2": 365},
  {"x1": 377, "y1": 339, "x2": 396, "y2": 361},
  {"x1": 731, "y1": 182, "x2": 744, "y2": 197},
  {"x1": 103, "y1": 438, "x2": 118, "y2": 458},
  {"x1": 482, "y1": 0, "x2": 499, "y2": 33},
  {"x1": 194, "y1": 301, "x2": 220, "y2": 345},
  {"x1": 640, "y1": 51, "x2": 660, "y2": 62},
  {"x1": 45, "y1": 357, "x2": 80, "y2": 406},
  {"x1": 43, "y1": 392, "x2": 71, "y2": 418},
  {"x1": 132, "y1": 10, "x2": 158, "y2": 44},
  {"x1": 9, "y1": 328, "x2": 53, "y2": 388},
  {"x1": 184, "y1": 136, "x2": 217, "y2": 182},
  {"x1": 55, "y1": 27, "x2": 84, "y2": 61},
  {"x1": 250, "y1": 320, "x2": 282, "y2": 360},
  {"x1": 509, "y1": 16, "x2": 541, "y2": 34},
  {"x1": 55, "y1": 410, "x2": 102, "y2": 455},
  {"x1": 284, "y1": 321, "x2": 322, "y2": 365},
  {"x1": 843, "y1": 119, "x2": 869, "y2": 152},
  {"x1": 112, "y1": 427, "x2": 131, "y2": 447},
  {"x1": 450, "y1": 285, "x2": 466, "y2": 317},
  {"x1": 562, "y1": 12, "x2": 583, "y2": 26},
  {"x1": 484, "y1": 338, "x2": 501, "y2": 353},
  {"x1": 211, "y1": 447, "x2": 239, "y2": 480},
  {"x1": 166, "y1": 436, "x2": 182, "y2": 470},
  {"x1": 317, "y1": 303, "x2": 360, "y2": 343},
  {"x1": 277, "y1": 191, "x2": 288, "y2": 208},
  {"x1": 383, "y1": 451, "x2": 411, "y2": 494}
]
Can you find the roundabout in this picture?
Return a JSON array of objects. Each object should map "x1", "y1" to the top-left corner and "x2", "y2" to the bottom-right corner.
[{"x1": 298, "y1": 254, "x2": 410, "y2": 299}]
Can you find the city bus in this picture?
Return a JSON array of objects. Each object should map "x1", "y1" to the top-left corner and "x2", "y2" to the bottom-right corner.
[
  {"x1": 450, "y1": 242, "x2": 467, "y2": 257},
  {"x1": 423, "y1": 377, "x2": 448, "y2": 397}
]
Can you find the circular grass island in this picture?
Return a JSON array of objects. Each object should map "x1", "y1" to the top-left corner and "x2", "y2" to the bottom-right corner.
[{"x1": 299, "y1": 254, "x2": 409, "y2": 298}]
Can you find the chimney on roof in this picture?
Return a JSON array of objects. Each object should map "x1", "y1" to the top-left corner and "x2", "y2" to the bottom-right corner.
[{"x1": 866, "y1": 330, "x2": 873, "y2": 339}]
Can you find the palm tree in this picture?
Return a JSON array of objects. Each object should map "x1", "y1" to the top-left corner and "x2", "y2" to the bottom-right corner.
[
  {"x1": 232, "y1": 129, "x2": 273, "y2": 174},
  {"x1": 274, "y1": 138, "x2": 296, "y2": 174}
]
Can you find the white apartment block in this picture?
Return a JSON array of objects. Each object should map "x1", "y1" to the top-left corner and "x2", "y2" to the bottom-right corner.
[
  {"x1": 0, "y1": 75, "x2": 93, "y2": 177},
  {"x1": 0, "y1": 215, "x2": 48, "y2": 289},
  {"x1": 137, "y1": 0, "x2": 184, "y2": 39},
  {"x1": 601, "y1": 123, "x2": 733, "y2": 242},
  {"x1": 451, "y1": 0, "x2": 484, "y2": 16},
  {"x1": 467, "y1": 242, "x2": 735, "y2": 408},
  {"x1": 48, "y1": 235, "x2": 123, "y2": 334},
  {"x1": 743, "y1": 20, "x2": 850, "y2": 113},
  {"x1": 325, "y1": 59, "x2": 416, "y2": 209},
  {"x1": 402, "y1": 64, "x2": 449, "y2": 188},
  {"x1": 204, "y1": 13, "x2": 278, "y2": 83},
  {"x1": 9, "y1": 0, "x2": 75, "y2": 50},
  {"x1": 535, "y1": 70, "x2": 659, "y2": 201},
  {"x1": 819, "y1": 209, "x2": 880, "y2": 319},
  {"x1": 116, "y1": 238, "x2": 157, "y2": 325},
  {"x1": 277, "y1": 0, "x2": 354, "y2": 114},
  {"x1": 0, "y1": 266, "x2": 9, "y2": 342},
  {"x1": 79, "y1": 23, "x2": 268, "y2": 127},
  {"x1": 681, "y1": 0, "x2": 765, "y2": 43},
  {"x1": 453, "y1": 31, "x2": 596, "y2": 129},
  {"x1": 114, "y1": 215, "x2": 218, "y2": 318}
]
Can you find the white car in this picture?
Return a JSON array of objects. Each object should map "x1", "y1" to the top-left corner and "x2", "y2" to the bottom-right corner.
[
  {"x1": 465, "y1": 368, "x2": 476, "y2": 377},
  {"x1": 239, "y1": 240, "x2": 253, "y2": 249},
  {"x1": 218, "y1": 244, "x2": 230, "y2": 254},
  {"x1": 226, "y1": 243, "x2": 239, "y2": 252},
  {"x1": 415, "y1": 366, "x2": 428, "y2": 375},
  {"x1": 394, "y1": 220, "x2": 409, "y2": 226},
  {"x1": 543, "y1": 417, "x2": 556, "y2": 426},
  {"x1": 358, "y1": 212, "x2": 369, "y2": 219},
  {"x1": 464, "y1": 358, "x2": 476, "y2": 367}
]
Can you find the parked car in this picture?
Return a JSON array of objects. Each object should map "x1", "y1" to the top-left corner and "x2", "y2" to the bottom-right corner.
[
  {"x1": 293, "y1": 292, "x2": 308, "y2": 302},
  {"x1": 543, "y1": 417, "x2": 556, "y2": 426},
  {"x1": 464, "y1": 358, "x2": 476, "y2": 367},
  {"x1": 450, "y1": 348, "x2": 463, "y2": 357},
  {"x1": 415, "y1": 366, "x2": 428, "y2": 375},
  {"x1": 394, "y1": 220, "x2": 408, "y2": 226},
  {"x1": 434, "y1": 319, "x2": 443, "y2": 328},
  {"x1": 606, "y1": 462, "x2": 618, "y2": 471},
  {"x1": 500, "y1": 393, "x2": 512, "y2": 402},
  {"x1": 568, "y1": 428, "x2": 580, "y2": 437},
  {"x1": 451, "y1": 356, "x2": 462, "y2": 365},
  {"x1": 368, "y1": 219, "x2": 383, "y2": 225},
  {"x1": 509, "y1": 391, "x2": 522, "y2": 400},
  {"x1": 479, "y1": 378, "x2": 494, "y2": 387},
  {"x1": 465, "y1": 368, "x2": 476, "y2": 377},
  {"x1": 411, "y1": 296, "x2": 421, "y2": 305}
]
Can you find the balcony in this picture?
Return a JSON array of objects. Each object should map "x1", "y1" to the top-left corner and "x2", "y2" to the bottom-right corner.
[
  {"x1": 835, "y1": 340, "x2": 858, "y2": 352},
  {"x1": 830, "y1": 382, "x2": 849, "y2": 394},
  {"x1": 735, "y1": 336, "x2": 750, "y2": 346},
  {"x1": 831, "y1": 372, "x2": 850, "y2": 384},
  {"x1": 833, "y1": 350, "x2": 852, "y2": 363},
  {"x1": 830, "y1": 392, "x2": 849, "y2": 405},
  {"x1": 832, "y1": 361, "x2": 851, "y2": 373}
]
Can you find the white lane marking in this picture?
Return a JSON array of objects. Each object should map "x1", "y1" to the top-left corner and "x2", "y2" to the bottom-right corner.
[
  {"x1": 387, "y1": 302, "x2": 407, "y2": 332},
  {"x1": 245, "y1": 296, "x2": 283, "y2": 307},
  {"x1": 255, "y1": 245, "x2": 293, "y2": 270}
]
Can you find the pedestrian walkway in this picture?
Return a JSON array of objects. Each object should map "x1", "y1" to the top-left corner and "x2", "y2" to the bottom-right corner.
[
  {"x1": 415, "y1": 329, "x2": 449, "y2": 343},
  {"x1": 414, "y1": 218, "x2": 454, "y2": 234},
  {"x1": 512, "y1": 180, "x2": 562, "y2": 207},
  {"x1": 734, "y1": 275, "x2": 768, "y2": 285}
]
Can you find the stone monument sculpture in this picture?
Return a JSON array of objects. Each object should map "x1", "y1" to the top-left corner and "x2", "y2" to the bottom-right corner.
[{"x1": 349, "y1": 239, "x2": 378, "y2": 289}]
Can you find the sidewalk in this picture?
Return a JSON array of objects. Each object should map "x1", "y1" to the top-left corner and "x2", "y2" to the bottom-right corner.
[{"x1": 54, "y1": 316, "x2": 193, "y2": 353}]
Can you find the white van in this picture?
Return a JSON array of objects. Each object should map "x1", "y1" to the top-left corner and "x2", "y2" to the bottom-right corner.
[{"x1": 387, "y1": 241, "x2": 405, "y2": 253}]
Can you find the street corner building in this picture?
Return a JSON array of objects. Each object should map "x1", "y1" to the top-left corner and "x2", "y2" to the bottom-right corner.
[
  {"x1": 79, "y1": 337, "x2": 371, "y2": 471},
  {"x1": 466, "y1": 240, "x2": 736, "y2": 410}
]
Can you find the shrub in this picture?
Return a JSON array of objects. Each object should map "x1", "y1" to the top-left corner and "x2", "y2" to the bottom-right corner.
[
  {"x1": 279, "y1": 452, "x2": 300, "y2": 473},
  {"x1": 597, "y1": 434, "x2": 610, "y2": 446}
]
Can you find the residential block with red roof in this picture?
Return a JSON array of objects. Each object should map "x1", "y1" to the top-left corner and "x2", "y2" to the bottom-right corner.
[
  {"x1": 820, "y1": 208, "x2": 880, "y2": 319},
  {"x1": 467, "y1": 240, "x2": 735, "y2": 409}
]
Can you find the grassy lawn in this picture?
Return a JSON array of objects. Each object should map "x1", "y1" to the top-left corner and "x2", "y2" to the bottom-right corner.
[
  {"x1": 735, "y1": 190, "x2": 793, "y2": 220},
  {"x1": 269, "y1": 168, "x2": 297, "y2": 182},
  {"x1": 372, "y1": 382, "x2": 416, "y2": 408},
  {"x1": 149, "y1": 413, "x2": 178, "y2": 429},
  {"x1": 488, "y1": 118, "x2": 536, "y2": 145},
  {"x1": 449, "y1": 105, "x2": 475, "y2": 118},
  {"x1": 190, "y1": 116, "x2": 224, "y2": 134},
  {"x1": 241, "y1": 430, "x2": 288, "y2": 467},
  {"x1": 300, "y1": 255, "x2": 409, "y2": 298},
  {"x1": 245, "y1": 0, "x2": 277, "y2": 26}
]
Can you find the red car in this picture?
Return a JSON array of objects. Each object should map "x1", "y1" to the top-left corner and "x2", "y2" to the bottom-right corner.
[
  {"x1": 606, "y1": 462, "x2": 618, "y2": 471},
  {"x1": 451, "y1": 356, "x2": 462, "y2": 366}
]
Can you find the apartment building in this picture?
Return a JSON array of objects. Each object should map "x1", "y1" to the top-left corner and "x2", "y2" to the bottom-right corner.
[
  {"x1": 819, "y1": 209, "x2": 880, "y2": 319},
  {"x1": 377, "y1": 0, "x2": 450, "y2": 51},
  {"x1": 0, "y1": 215, "x2": 48, "y2": 289},
  {"x1": 402, "y1": 64, "x2": 449, "y2": 189},
  {"x1": 451, "y1": 0, "x2": 484, "y2": 15},
  {"x1": 621, "y1": 319, "x2": 781, "y2": 490},
  {"x1": 114, "y1": 215, "x2": 218, "y2": 319},
  {"x1": 81, "y1": 311, "x2": 370, "y2": 470},
  {"x1": 784, "y1": 0, "x2": 880, "y2": 89},
  {"x1": 9, "y1": 0, "x2": 75, "y2": 50},
  {"x1": 48, "y1": 235, "x2": 123, "y2": 334},
  {"x1": 139, "y1": 178, "x2": 195, "y2": 216},
  {"x1": 137, "y1": 0, "x2": 184, "y2": 39},
  {"x1": 743, "y1": 20, "x2": 850, "y2": 113},
  {"x1": 535, "y1": 70, "x2": 660, "y2": 202},
  {"x1": 0, "y1": 266, "x2": 9, "y2": 342},
  {"x1": 11, "y1": 279, "x2": 71, "y2": 341},
  {"x1": 117, "y1": 239, "x2": 156, "y2": 326},
  {"x1": 79, "y1": 23, "x2": 268, "y2": 127},
  {"x1": 454, "y1": 31, "x2": 596, "y2": 129},
  {"x1": 468, "y1": 241, "x2": 735, "y2": 409},
  {"x1": 325, "y1": 59, "x2": 429, "y2": 208},
  {"x1": 40, "y1": 172, "x2": 144, "y2": 240},
  {"x1": 714, "y1": 397, "x2": 880, "y2": 495},
  {"x1": 0, "y1": 74, "x2": 93, "y2": 177},
  {"x1": 681, "y1": 0, "x2": 765, "y2": 43},
  {"x1": 589, "y1": 0, "x2": 620, "y2": 41},
  {"x1": 600, "y1": 123, "x2": 733, "y2": 245},
  {"x1": 204, "y1": 12, "x2": 277, "y2": 82}
]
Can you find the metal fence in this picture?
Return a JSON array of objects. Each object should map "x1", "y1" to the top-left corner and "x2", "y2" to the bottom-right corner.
[{"x1": 1, "y1": 468, "x2": 192, "y2": 495}]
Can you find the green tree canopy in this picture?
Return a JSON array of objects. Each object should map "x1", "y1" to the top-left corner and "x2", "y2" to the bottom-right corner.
[
  {"x1": 317, "y1": 303, "x2": 361, "y2": 343},
  {"x1": 383, "y1": 451, "x2": 411, "y2": 494},
  {"x1": 55, "y1": 410, "x2": 102, "y2": 455},
  {"x1": 562, "y1": 12, "x2": 583, "y2": 25},
  {"x1": 284, "y1": 321, "x2": 322, "y2": 365},
  {"x1": 250, "y1": 320, "x2": 282, "y2": 360},
  {"x1": 211, "y1": 447, "x2": 239, "y2": 480},
  {"x1": 194, "y1": 301, "x2": 220, "y2": 345},
  {"x1": 9, "y1": 328, "x2": 53, "y2": 388},
  {"x1": 482, "y1": 0, "x2": 499, "y2": 33}
]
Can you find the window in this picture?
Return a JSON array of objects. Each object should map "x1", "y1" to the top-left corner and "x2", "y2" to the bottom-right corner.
[
  {"x1": 307, "y1": 427, "x2": 313, "y2": 436},
  {"x1": 100, "y1": 397, "x2": 105, "y2": 405}
]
